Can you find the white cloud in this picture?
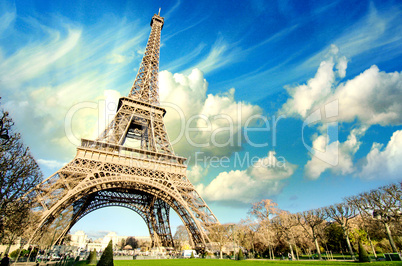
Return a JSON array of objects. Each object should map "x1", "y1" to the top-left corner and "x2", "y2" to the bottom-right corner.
[
  {"x1": 186, "y1": 164, "x2": 207, "y2": 183},
  {"x1": 334, "y1": 66, "x2": 402, "y2": 126},
  {"x1": 37, "y1": 159, "x2": 67, "y2": 170},
  {"x1": 160, "y1": 68, "x2": 262, "y2": 158},
  {"x1": 304, "y1": 127, "x2": 365, "y2": 180},
  {"x1": 282, "y1": 56, "x2": 336, "y2": 118},
  {"x1": 360, "y1": 130, "x2": 402, "y2": 180},
  {"x1": 196, "y1": 151, "x2": 297, "y2": 204},
  {"x1": 281, "y1": 45, "x2": 402, "y2": 180}
]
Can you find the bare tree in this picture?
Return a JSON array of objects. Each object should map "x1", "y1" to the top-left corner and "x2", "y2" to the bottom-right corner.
[
  {"x1": 271, "y1": 211, "x2": 300, "y2": 260},
  {"x1": 207, "y1": 224, "x2": 231, "y2": 259},
  {"x1": 249, "y1": 199, "x2": 280, "y2": 258},
  {"x1": 359, "y1": 188, "x2": 399, "y2": 252},
  {"x1": 346, "y1": 195, "x2": 377, "y2": 257},
  {"x1": 382, "y1": 183, "x2": 402, "y2": 214},
  {"x1": 238, "y1": 218, "x2": 258, "y2": 256},
  {"x1": 1, "y1": 200, "x2": 31, "y2": 253},
  {"x1": 173, "y1": 225, "x2": 190, "y2": 251},
  {"x1": 323, "y1": 203, "x2": 357, "y2": 259},
  {"x1": 248, "y1": 199, "x2": 280, "y2": 222},
  {"x1": 0, "y1": 109, "x2": 42, "y2": 244},
  {"x1": 296, "y1": 209, "x2": 327, "y2": 260}
]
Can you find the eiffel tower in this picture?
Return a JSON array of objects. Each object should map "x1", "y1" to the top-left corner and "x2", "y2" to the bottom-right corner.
[{"x1": 29, "y1": 11, "x2": 219, "y2": 248}]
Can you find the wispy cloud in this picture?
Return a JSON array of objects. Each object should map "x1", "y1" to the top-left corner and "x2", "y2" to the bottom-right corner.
[
  {"x1": 243, "y1": 24, "x2": 299, "y2": 54},
  {"x1": 163, "y1": 43, "x2": 206, "y2": 72},
  {"x1": 162, "y1": 0, "x2": 181, "y2": 19},
  {"x1": 0, "y1": 9, "x2": 15, "y2": 35},
  {"x1": 215, "y1": 4, "x2": 402, "y2": 102},
  {"x1": 300, "y1": 3, "x2": 402, "y2": 70},
  {"x1": 183, "y1": 36, "x2": 241, "y2": 74},
  {"x1": 163, "y1": 15, "x2": 209, "y2": 43},
  {"x1": 0, "y1": 28, "x2": 81, "y2": 89},
  {"x1": 0, "y1": 11, "x2": 149, "y2": 169},
  {"x1": 311, "y1": 0, "x2": 341, "y2": 16}
]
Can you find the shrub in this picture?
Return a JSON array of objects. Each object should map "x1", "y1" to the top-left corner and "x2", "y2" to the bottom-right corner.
[
  {"x1": 190, "y1": 251, "x2": 195, "y2": 259},
  {"x1": 10, "y1": 249, "x2": 31, "y2": 258},
  {"x1": 358, "y1": 242, "x2": 370, "y2": 263},
  {"x1": 87, "y1": 251, "x2": 97, "y2": 264},
  {"x1": 237, "y1": 249, "x2": 244, "y2": 260},
  {"x1": 97, "y1": 240, "x2": 113, "y2": 266},
  {"x1": 9, "y1": 249, "x2": 21, "y2": 258}
]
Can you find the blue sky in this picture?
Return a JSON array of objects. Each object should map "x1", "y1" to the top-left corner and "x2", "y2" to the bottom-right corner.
[{"x1": 1, "y1": 0, "x2": 402, "y2": 239}]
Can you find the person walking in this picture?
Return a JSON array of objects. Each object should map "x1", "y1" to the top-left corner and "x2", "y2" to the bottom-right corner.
[{"x1": 288, "y1": 252, "x2": 292, "y2": 261}]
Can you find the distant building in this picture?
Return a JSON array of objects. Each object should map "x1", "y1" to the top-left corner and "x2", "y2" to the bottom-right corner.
[
  {"x1": 70, "y1": 231, "x2": 88, "y2": 249},
  {"x1": 69, "y1": 231, "x2": 137, "y2": 251},
  {"x1": 89, "y1": 232, "x2": 127, "y2": 251}
]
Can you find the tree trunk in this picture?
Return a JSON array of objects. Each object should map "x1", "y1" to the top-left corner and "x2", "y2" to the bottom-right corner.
[
  {"x1": 344, "y1": 232, "x2": 355, "y2": 260},
  {"x1": 294, "y1": 243, "x2": 300, "y2": 260},
  {"x1": 220, "y1": 247, "x2": 223, "y2": 259},
  {"x1": 367, "y1": 234, "x2": 377, "y2": 258},
  {"x1": 268, "y1": 245, "x2": 272, "y2": 259},
  {"x1": 5, "y1": 232, "x2": 16, "y2": 254},
  {"x1": 252, "y1": 234, "x2": 255, "y2": 257},
  {"x1": 314, "y1": 237, "x2": 322, "y2": 260},
  {"x1": 289, "y1": 243, "x2": 295, "y2": 260},
  {"x1": 384, "y1": 222, "x2": 397, "y2": 253}
]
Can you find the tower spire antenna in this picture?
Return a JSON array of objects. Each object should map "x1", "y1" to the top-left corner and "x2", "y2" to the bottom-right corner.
[
  {"x1": 158, "y1": 8, "x2": 161, "y2": 16},
  {"x1": 129, "y1": 9, "x2": 164, "y2": 104}
]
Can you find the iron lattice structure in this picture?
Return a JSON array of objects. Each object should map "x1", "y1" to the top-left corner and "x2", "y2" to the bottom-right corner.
[{"x1": 28, "y1": 12, "x2": 219, "y2": 248}]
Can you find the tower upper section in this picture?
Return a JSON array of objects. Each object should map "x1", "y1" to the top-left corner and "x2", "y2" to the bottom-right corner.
[{"x1": 129, "y1": 13, "x2": 164, "y2": 105}]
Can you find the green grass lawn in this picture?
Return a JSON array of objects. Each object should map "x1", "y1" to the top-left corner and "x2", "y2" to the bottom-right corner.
[{"x1": 114, "y1": 259, "x2": 402, "y2": 266}]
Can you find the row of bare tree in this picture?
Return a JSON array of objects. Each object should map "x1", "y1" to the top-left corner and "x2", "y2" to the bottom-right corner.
[
  {"x1": 172, "y1": 183, "x2": 401, "y2": 259},
  {"x1": 186, "y1": 182, "x2": 401, "y2": 259}
]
